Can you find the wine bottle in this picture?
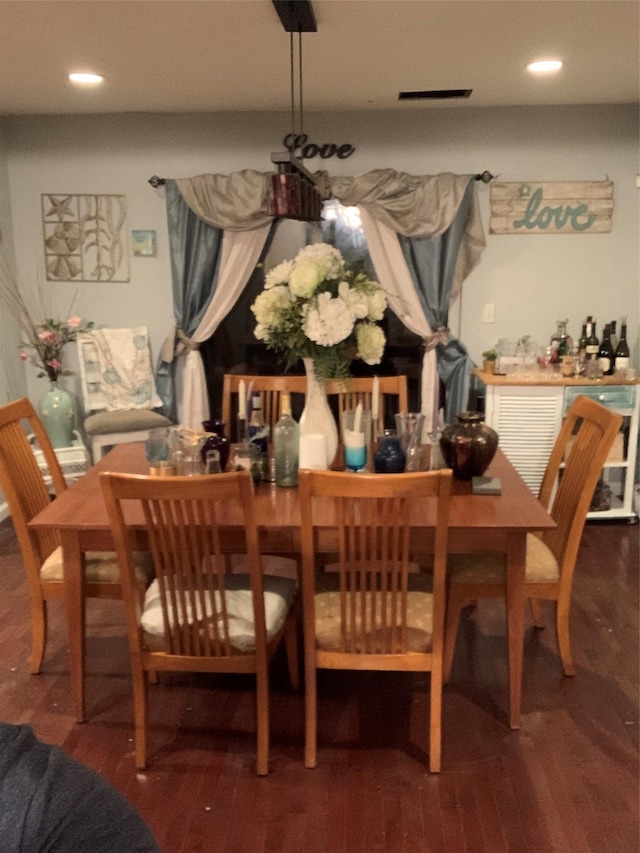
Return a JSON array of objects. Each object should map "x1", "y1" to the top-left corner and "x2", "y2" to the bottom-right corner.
[
  {"x1": 577, "y1": 319, "x2": 589, "y2": 366},
  {"x1": 583, "y1": 318, "x2": 600, "y2": 378},
  {"x1": 609, "y1": 320, "x2": 619, "y2": 353},
  {"x1": 614, "y1": 316, "x2": 630, "y2": 373},
  {"x1": 598, "y1": 323, "x2": 615, "y2": 376},
  {"x1": 274, "y1": 393, "x2": 299, "y2": 487},
  {"x1": 556, "y1": 320, "x2": 571, "y2": 357},
  {"x1": 248, "y1": 392, "x2": 269, "y2": 455},
  {"x1": 585, "y1": 318, "x2": 599, "y2": 361}
]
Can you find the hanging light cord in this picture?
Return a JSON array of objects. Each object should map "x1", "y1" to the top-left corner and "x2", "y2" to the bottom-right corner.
[
  {"x1": 289, "y1": 31, "x2": 296, "y2": 143},
  {"x1": 298, "y1": 30, "x2": 304, "y2": 144}
]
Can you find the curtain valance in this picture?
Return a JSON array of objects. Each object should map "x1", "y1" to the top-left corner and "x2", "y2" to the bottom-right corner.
[
  {"x1": 176, "y1": 170, "x2": 272, "y2": 231},
  {"x1": 330, "y1": 170, "x2": 485, "y2": 301}
]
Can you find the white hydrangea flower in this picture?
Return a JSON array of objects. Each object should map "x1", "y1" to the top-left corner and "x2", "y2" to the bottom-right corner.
[
  {"x1": 366, "y1": 287, "x2": 387, "y2": 321},
  {"x1": 265, "y1": 260, "x2": 293, "y2": 290},
  {"x1": 254, "y1": 323, "x2": 270, "y2": 341},
  {"x1": 338, "y1": 281, "x2": 368, "y2": 320},
  {"x1": 356, "y1": 323, "x2": 385, "y2": 365},
  {"x1": 304, "y1": 292, "x2": 355, "y2": 347},
  {"x1": 251, "y1": 285, "x2": 292, "y2": 328},
  {"x1": 295, "y1": 243, "x2": 344, "y2": 280},
  {"x1": 289, "y1": 258, "x2": 325, "y2": 298}
]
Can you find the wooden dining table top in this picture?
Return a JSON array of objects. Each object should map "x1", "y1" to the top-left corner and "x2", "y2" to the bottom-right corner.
[{"x1": 30, "y1": 442, "x2": 555, "y2": 546}]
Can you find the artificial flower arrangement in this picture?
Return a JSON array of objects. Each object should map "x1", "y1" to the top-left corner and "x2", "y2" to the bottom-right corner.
[
  {"x1": 251, "y1": 243, "x2": 387, "y2": 380},
  {"x1": 0, "y1": 251, "x2": 93, "y2": 383},
  {"x1": 19, "y1": 316, "x2": 94, "y2": 382}
]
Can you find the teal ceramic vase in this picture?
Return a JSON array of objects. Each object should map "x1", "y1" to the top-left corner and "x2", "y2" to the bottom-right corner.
[{"x1": 38, "y1": 382, "x2": 75, "y2": 448}]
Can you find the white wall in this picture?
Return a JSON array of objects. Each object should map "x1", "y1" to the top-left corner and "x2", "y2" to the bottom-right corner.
[
  {"x1": 1, "y1": 103, "x2": 638, "y2": 414},
  {"x1": 0, "y1": 124, "x2": 25, "y2": 404}
]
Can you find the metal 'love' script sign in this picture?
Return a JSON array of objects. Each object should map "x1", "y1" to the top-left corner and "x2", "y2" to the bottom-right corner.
[{"x1": 490, "y1": 181, "x2": 613, "y2": 234}]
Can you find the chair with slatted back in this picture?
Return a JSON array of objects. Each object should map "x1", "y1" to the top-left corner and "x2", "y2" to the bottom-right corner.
[
  {"x1": 324, "y1": 375, "x2": 408, "y2": 436},
  {"x1": 298, "y1": 468, "x2": 452, "y2": 772},
  {"x1": 0, "y1": 398, "x2": 153, "y2": 675},
  {"x1": 443, "y1": 395, "x2": 623, "y2": 682},
  {"x1": 99, "y1": 469, "x2": 300, "y2": 776},
  {"x1": 221, "y1": 374, "x2": 307, "y2": 441}
]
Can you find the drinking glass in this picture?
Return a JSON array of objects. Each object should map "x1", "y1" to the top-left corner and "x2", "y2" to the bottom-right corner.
[
  {"x1": 394, "y1": 412, "x2": 425, "y2": 453},
  {"x1": 145, "y1": 428, "x2": 170, "y2": 464},
  {"x1": 230, "y1": 442, "x2": 261, "y2": 483},
  {"x1": 341, "y1": 409, "x2": 371, "y2": 472},
  {"x1": 145, "y1": 428, "x2": 175, "y2": 474}
]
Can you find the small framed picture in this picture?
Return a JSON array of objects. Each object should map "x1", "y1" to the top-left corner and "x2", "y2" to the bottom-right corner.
[{"x1": 132, "y1": 229, "x2": 157, "y2": 257}]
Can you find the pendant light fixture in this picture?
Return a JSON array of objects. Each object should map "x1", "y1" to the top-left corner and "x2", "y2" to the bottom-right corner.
[{"x1": 268, "y1": 1, "x2": 322, "y2": 221}]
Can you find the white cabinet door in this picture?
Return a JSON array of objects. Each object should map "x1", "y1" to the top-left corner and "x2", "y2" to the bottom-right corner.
[{"x1": 483, "y1": 385, "x2": 565, "y2": 495}]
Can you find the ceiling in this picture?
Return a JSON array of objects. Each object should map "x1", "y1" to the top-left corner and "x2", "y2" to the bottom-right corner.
[{"x1": 0, "y1": 0, "x2": 637, "y2": 117}]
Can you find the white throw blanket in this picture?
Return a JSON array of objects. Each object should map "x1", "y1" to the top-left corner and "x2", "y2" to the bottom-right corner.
[{"x1": 92, "y1": 327, "x2": 162, "y2": 412}]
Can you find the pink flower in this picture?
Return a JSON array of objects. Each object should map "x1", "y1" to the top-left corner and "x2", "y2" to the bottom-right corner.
[
  {"x1": 47, "y1": 359, "x2": 62, "y2": 371},
  {"x1": 20, "y1": 352, "x2": 28, "y2": 361},
  {"x1": 67, "y1": 316, "x2": 81, "y2": 328},
  {"x1": 38, "y1": 331, "x2": 57, "y2": 345}
]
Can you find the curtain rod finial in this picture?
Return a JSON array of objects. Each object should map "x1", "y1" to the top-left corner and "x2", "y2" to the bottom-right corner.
[
  {"x1": 148, "y1": 175, "x2": 165, "y2": 188},
  {"x1": 475, "y1": 171, "x2": 495, "y2": 184}
]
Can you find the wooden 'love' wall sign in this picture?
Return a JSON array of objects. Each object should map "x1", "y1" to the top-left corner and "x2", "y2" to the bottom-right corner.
[{"x1": 490, "y1": 181, "x2": 613, "y2": 234}]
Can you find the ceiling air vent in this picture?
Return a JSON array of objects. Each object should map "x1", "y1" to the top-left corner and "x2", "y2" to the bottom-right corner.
[{"x1": 398, "y1": 89, "x2": 472, "y2": 101}]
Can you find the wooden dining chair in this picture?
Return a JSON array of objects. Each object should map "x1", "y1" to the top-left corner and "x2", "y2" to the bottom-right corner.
[
  {"x1": 0, "y1": 398, "x2": 153, "y2": 675},
  {"x1": 324, "y1": 374, "x2": 408, "y2": 435},
  {"x1": 221, "y1": 374, "x2": 307, "y2": 440},
  {"x1": 99, "y1": 469, "x2": 300, "y2": 776},
  {"x1": 443, "y1": 395, "x2": 623, "y2": 682},
  {"x1": 298, "y1": 468, "x2": 452, "y2": 772}
]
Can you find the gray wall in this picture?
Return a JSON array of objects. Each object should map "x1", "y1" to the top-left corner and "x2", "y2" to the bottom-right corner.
[{"x1": 0, "y1": 103, "x2": 638, "y2": 420}]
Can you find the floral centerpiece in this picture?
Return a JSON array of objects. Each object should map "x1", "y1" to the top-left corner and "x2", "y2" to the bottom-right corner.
[
  {"x1": 19, "y1": 316, "x2": 94, "y2": 382},
  {"x1": 251, "y1": 243, "x2": 387, "y2": 381}
]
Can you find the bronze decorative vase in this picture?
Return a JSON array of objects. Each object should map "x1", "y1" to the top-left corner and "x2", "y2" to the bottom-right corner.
[{"x1": 439, "y1": 411, "x2": 498, "y2": 480}]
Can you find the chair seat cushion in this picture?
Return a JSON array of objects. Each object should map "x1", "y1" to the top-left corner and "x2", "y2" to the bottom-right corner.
[
  {"x1": 84, "y1": 410, "x2": 171, "y2": 435},
  {"x1": 448, "y1": 532, "x2": 560, "y2": 585},
  {"x1": 40, "y1": 547, "x2": 154, "y2": 585},
  {"x1": 140, "y1": 574, "x2": 296, "y2": 653},
  {"x1": 314, "y1": 590, "x2": 433, "y2": 653}
]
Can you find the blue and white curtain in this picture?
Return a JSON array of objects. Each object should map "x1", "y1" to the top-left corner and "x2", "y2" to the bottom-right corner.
[
  {"x1": 157, "y1": 173, "x2": 273, "y2": 427},
  {"x1": 158, "y1": 169, "x2": 485, "y2": 431}
]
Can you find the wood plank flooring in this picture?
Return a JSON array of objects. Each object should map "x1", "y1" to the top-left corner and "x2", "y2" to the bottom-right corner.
[{"x1": 0, "y1": 518, "x2": 637, "y2": 852}]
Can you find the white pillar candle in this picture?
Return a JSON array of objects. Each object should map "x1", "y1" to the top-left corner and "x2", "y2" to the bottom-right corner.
[
  {"x1": 371, "y1": 376, "x2": 379, "y2": 422},
  {"x1": 238, "y1": 380, "x2": 246, "y2": 419},
  {"x1": 353, "y1": 400, "x2": 363, "y2": 433}
]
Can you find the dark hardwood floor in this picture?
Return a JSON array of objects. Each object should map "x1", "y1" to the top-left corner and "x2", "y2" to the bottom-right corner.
[{"x1": 0, "y1": 517, "x2": 637, "y2": 852}]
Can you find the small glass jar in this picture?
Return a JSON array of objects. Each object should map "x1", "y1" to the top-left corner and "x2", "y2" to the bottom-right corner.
[
  {"x1": 373, "y1": 430, "x2": 406, "y2": 474},
  {"x1": 201, "y1": 419, "x2": 230, "y2": 471}
]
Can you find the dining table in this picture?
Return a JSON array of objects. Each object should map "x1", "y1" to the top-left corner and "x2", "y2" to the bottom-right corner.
[{"x1": 28, "y1": 442, "x2": 555, "y2": 728}]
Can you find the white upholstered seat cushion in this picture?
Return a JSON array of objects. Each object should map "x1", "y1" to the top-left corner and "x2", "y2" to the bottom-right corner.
[
  {"x1": 448, "y1": 532, "x2": 560, "y2": 585},
  {"x1": 140, "y1": 574, "x2": 296, "y2": 653},
  {"x1": 40, "y1": 547, "x2": 154, "y2": 585}
]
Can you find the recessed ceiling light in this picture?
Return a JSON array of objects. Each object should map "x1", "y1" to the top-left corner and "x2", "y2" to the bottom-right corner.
[
  {"x1": 69, "y1": 73, "x2": 104, "y2": 85},
  {"x1": 527, "y1": 60, "x2": 563, "y2": 74}
]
